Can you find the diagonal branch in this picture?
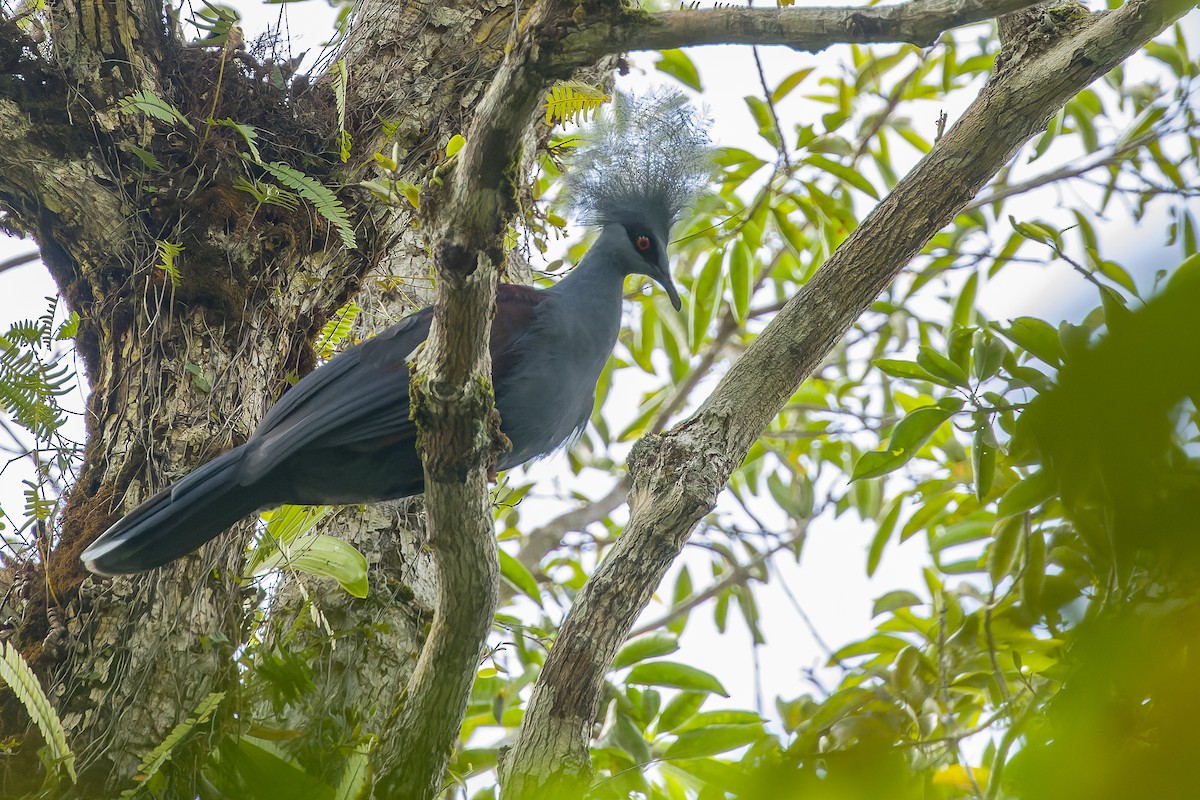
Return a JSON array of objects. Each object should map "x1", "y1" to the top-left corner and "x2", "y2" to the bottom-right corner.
[
  {"x1": 568, "y1": 0, "x2": 1043, "y2": 60},
  {"x1": 501, "y1": 0, "x2": 1195, "y2": 796}
]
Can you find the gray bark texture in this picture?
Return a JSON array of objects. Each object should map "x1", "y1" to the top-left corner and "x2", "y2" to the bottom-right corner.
[{"x1": 0, "y1": 0, "x2": 1186, "y2": 796}]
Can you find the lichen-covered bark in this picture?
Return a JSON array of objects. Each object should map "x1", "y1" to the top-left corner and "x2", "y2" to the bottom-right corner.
[{"x1": 0, "y1": 0, "x2": 546, "y2": 791}]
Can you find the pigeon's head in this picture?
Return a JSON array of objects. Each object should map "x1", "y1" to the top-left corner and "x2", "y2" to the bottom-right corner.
[{"x1": 563, "y1": 91, "x2": 710, "y2": 311}]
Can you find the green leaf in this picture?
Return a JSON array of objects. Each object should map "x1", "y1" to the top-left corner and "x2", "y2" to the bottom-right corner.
[
  {"x1": 872, "y1": 590, "x2": 921, "y2": 617},
  {"x1": 626, "y1": 661, "x2": 728, "y2": 697},
  {"x1": 655, "y1": 49, "x2": 702, "y2": 91},
  {"x1": 972, "y1": 330, "x2": 1007, "y2": 381},
  {"x1": 851, "y1": 450, "x2": 909, "y2": 482},
  {"x1": 212, "y1": 118, "x2": 262, "y2": 162},
  {"x1": 997, "y1": 470, "x2": 1056, "y2": 518},
  {"x1": 853, "y1": 405, "x2": 955, "y2": 481},
  {"x1": 972, "y1": 423, "x2": 997, "y2": 501},
  {"x1": 126, "y1": 144, "x2": 161, "y2": 171},
  {"x1": 445, "y1": 134, "x2": 466, "y2": 157},
  {"x1": 1010, "y1": 218, "x2": 1061, "y2": 248},
  {"x1": 931, "y1": 518, "x2": 993, "y2": 554},
  {"x1": 728, "y1": 240, "x2": 752, "y2": 323},
  {"x1": 873, "y1": 358, "x2": 955, "y2": 387},
  {"x1": 668, "y1": 567, "x2": 693, "y2": 636},
  {"x1": 209, "y1": 738, "x2": 336, "y2": 799},
  {"x1": 867, "y1": 496, "x2": 904, "y2": 577},
  {"x1": 688, "y1": 250, "x2": 724, "y2": 351},
  {"x1": 744, "y1": 96, "x2": 781, "y2": 148},
  {"x1": 664, "y1": 725, "x2": 763, "y2": 760},
  {"x1": 953, "y1": 271, "x2": 978, "y2": 328},
  {"x1": 772, "y1": 67, "x2": 814, "y2": 102},
  {"x1": 1095, "y1": 258, "x2": 1138, "y2": 294},
  {"x1": 0, "y1": 642, "x2": 76, "y2": 783},
  {"x1": 260, "y1": 161, "x2": 357, "y2": 250},
  {"x1": 124, "y1": 691, "x2": 224, "y2": 797},
  {"x1": 998, "y1": 317, "x2": 1064, "y2": 366},
  {"x1": 916, "y1": 345, "x2": 970, "y2": 387},
  {"x1": 1116, "y1": 103, "x2": 1166, "y2": 150},
  {"x1": 804, "y1": 153, "x2": 879, "y2": 199},
  {"x1": 988, "y1": 515, "x2": 1023, "y2": 584},
  {"x1": 498, "y1": 549, "x2": 542, "y2": 607},
  {"x1": 254, "y1": 533, "x2": 369, "y2": 598},
  {"x1": 655, "y1": 691, "x2": 706, "y2": 734},
  {"x1": 118, "y1": 90, "x2": 195, "y2": 131},
  {"x1": 315, "y1": 302, "x2": 361, "y2": 359},
  {"x1": 55, "y1": 312, "x2": 80, "y2": 341},
  {"x1": 1021, "y1": 529, "x2": 1046, "y2": 612},
  {"x1": 613, "y1": 632, "x2": 679, "y2": 670}
]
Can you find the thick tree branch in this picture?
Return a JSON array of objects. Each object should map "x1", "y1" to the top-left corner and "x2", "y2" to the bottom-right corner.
[
  {"x1": 380, "y1": 1, "x2": 602, "y2": 796},
  {"x1": 569, "y1": 0, "x2": 1042, "y2": 60},
  {"x1": 502, "y1": 0, "x2": 1195, "y2": 795}
]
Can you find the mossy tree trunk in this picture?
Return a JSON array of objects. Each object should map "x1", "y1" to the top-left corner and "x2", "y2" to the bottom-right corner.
[{"x1": 0, "y1": 0, "x2": 526, "y2": 792}]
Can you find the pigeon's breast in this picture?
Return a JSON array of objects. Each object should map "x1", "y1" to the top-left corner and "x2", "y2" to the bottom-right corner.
[{"x1": 493, "y1": 303, "x2": 618, "y2": 469}]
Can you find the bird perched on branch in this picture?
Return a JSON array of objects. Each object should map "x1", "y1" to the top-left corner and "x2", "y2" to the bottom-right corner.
[{"x1": 82, "y1": 92, "x2": 710, "y2": 575}]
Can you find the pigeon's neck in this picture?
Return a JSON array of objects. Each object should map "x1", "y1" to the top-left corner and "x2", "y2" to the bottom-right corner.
[{"x1": 545, "y1": 244, "x2": 627, "y2": 347}]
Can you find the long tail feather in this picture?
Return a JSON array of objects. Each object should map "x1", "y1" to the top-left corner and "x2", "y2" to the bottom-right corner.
[{"x1": 81, "y1": 447, "x2": 265, "y2": 575}]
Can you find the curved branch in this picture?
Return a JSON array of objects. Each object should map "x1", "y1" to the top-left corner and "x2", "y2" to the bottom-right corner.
[
  {"x1": 502, "y1": 0, "x2": 1195, "y2": 795},
  {"x1": 570, "y1": 0, "x2": 1043, "y2": 60},
  {"x1": 381, "y1": 1, "x2": 599, "y2": 797}
]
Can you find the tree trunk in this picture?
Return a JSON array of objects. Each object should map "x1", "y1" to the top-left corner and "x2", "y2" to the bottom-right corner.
[{"x1": 0, "y1": 0, "x2": 529, "y2": 791}]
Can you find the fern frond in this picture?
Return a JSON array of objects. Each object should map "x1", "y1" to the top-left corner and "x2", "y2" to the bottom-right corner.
[
  {"x1": 212, "y1": 118, "x2": 261, "y2": 162},
  {"x1": 155, "y1": 241, "x2": 184, "y2": 287},
  {"x1": 120, "y1": 691, "x2": 225, "y2": 797},
  {"x1": 0, "y1": 317, "x2": 73, "y2": 440},
  {"x1": 55, "y1": 311, "x2": 80, "y2": 341},
  {"x1": 118, "y1": 91, "x2": 196, "y2": 132},
  {"x1": 333, "y1": 59, "x2": 351, "y2": 162},
  {"x1": 315, "y1": 302, "x2": 361, "y2": 359},
  {"x1": 22, "y1": 479, "x2": 56, "y2": 522},
  {"x1": 0, "y1": 642, "x2": 76, "y2": 783},
  {"x1": 261, "y1": 161, "x2": 357, "y2": 249},
  {"x1": 544, "y1": 81, "x2": 610, "y2": 126},
  {"x1": 232, "y1": 176, "x2": 301, "y2": 211}
]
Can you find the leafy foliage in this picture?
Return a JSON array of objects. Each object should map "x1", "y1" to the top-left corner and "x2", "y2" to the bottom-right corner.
[
  {"x1": 120, "y1": 691, "x2": 225, "y2": 797},
  {"x1": 0, "y1": 642, "x2": 75, "y2": 784},
  {"x1": 260, "y1": 161, "x2": 357, "y2": 250},
  {"x1": 0, "y1": 308, "x2": 72, "y2": 443},
  {"x1": 117, "y1": 90, "x2": 195, "y2": 131},
  {"x1": 154, "y1": 240, "x2": 185, "y2": 287},
  {"x1": 544, "y1": 81, "x2": 611, "y2": 125}
]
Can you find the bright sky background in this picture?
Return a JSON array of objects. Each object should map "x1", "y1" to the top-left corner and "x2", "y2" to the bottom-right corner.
[{"x1": 0, "y1": 0, "x2": 1195, "y2": 733}]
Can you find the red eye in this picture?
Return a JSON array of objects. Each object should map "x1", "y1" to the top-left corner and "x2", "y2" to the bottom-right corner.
[{"x1": 636, "y1": 236, "x2": 651, "y2": 252}]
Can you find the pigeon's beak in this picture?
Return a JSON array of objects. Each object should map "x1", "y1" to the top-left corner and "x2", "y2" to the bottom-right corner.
[
  {"x1": 659, "y1": 270, "x2": 682, "y2": 311},
  {"x1": 656, "y1": 248, "x2": 682, "y2": 311}
]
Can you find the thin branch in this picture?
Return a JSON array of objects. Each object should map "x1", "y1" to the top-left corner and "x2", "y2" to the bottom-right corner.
[
  {"x1": 499, "y1": 479, "x2": 631, "y2": 605},
  {"x1": 0, "y1": 249, "x2": 39, "y2": 274},
  {"x1": 627, "y1": 533, "x2": 798, "y2": 637},
  {"x1": 966, "y1": 134, "x2": 1153, "y2": 211}
]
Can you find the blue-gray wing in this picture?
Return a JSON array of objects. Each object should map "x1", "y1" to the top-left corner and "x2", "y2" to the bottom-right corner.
[{"x1": 236, "y1": 309, "x2": 433, "y2": 485}]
